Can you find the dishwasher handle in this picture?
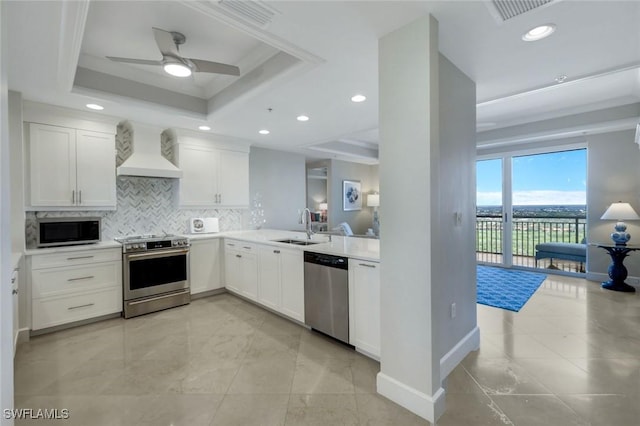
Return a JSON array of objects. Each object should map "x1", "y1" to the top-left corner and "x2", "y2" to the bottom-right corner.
[{"x1": 303, "y1": 251, "x2": 348, "y2": 270}]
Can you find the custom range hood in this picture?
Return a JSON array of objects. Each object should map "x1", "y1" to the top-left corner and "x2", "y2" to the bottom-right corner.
[{"x1": 117, "y1": 121, "x2": 183, "y2": 178}]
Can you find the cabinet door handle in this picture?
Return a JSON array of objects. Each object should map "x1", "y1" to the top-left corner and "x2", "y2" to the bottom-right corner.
[
  {"x1": 359, "y1": 263, "x2": 377, "y2": 268},
  {"x1": 67, "y1": 275, "x2": 94, "y2": 282},
  {"x1": 68, "y1": 303, "x2": 94, "y2": 310},
  {"x1": 11, "y1": 277, "x2": 16, "y2": 284},
  {"x1": 273, "y1": 250, "x2": 280, "y2": 254},
  {"x1": 236, "y1": 254, "x2": 242, "y2": 258},
  {"x1": 219, "y1": 193, "x2": 222, "y2": 204},
  {"x1": 67, "y1": 255, "x2": 94, "y2": 260},
  {"x1": 12, "y1": 289, "x2": 18, "y2": 295},
  {"x1": 72, "y1": 190, "x2": 75, "y2": 204},
  {"x1": 79, "y1": 190, "x2": 82, "y2": 204}
]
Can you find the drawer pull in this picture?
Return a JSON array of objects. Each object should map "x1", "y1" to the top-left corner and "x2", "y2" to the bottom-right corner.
[
  {"x1": 227, "y1": 243, "x2": 235, "y2": 247},
  {"x1": 243, "y1": 246, "x2": 252, "y2": 250},
  {"x1": 236, "y1": 254, "x2": 242, "y2": 258},
  {"x1": 67, "y1": 255, "x2": 94, "y2": 261},
  {"x1": 273, "y1": 250, "x2": 280, "y2": 254},
  {"x1": 359, "y1": 263, "x2": 377, "y2": 268},
  {"x1": 68, "y1": 303, "x2": 94, "y2": 310},
  {"x1": 12, "y1": 289, "x2": 18, "y2": 295},
  {"x1": 67, "y1": 275, "x2": 95, "y2": 282}
]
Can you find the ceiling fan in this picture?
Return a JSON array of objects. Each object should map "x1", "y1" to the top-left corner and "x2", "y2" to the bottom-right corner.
[{"x1": 106, "y1": 27, "x2": 240, "y2": 78}]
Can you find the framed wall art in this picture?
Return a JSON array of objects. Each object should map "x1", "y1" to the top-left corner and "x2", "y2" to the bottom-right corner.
[{"x1": 343, "y1": 180, "x2": 362, "y2": 211}]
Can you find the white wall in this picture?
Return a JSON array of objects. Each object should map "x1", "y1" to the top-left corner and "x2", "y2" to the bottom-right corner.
[
  {"x1": 586, "y1": 129, "x2": 640, "y2": 278},
  {"x1": 434, "y1": 54, "x2": 478, "y2": 362},
  {"x1": 8, "y1": 91, "x2": 23, "y2": 253},
  {"x1": 0, "y1": 1, "x2": 15, "y2": 422},
  {"x1": 328, "y1": 160, "x2": 378, "y2": 234},
  {"x1": 249, "y1": 147, "x2": 306, "y2": 230}
]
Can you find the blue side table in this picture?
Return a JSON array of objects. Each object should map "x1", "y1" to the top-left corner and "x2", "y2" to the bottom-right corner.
[{"x1": 595, "y1": 243, "x2": 640, "y2": 292}]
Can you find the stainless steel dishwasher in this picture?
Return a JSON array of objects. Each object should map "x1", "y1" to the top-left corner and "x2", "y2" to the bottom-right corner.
[{"x1": 304, "y1": 251, "x2": 350, "y2": 344}]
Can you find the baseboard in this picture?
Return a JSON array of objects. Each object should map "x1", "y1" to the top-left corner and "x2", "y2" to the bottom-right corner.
[
  {"x1": 376, "y1": 372, "x2": 446, "y2": 423},
  {"x1": 13, "y1": 328, "x2": 30, "y2": 356},
  {"x1": 191, "y1": 288, "x2": 226, "y2": 300},
  {"x1": 440, "y1": 326, "x2": 480, "y2": 379},
  {"x1": 586, "y1": 272, "x2": 640, "y2": 289}
]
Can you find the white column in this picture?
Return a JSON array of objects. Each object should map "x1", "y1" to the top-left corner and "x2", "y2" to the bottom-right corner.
[
  {"x1": 377, "y1": 15, "x2": 444, "y2": 422},
  {"x1": 0, "y1": 2, "x2": 15, "y2": 425}
]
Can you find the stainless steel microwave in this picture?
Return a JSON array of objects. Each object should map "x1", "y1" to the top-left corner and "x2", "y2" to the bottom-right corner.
[{"x1": 37, "y1": 217, "x2": 101, "y2": 248}]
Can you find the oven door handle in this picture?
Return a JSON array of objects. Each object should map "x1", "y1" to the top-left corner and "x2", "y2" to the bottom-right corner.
[{"x1": 126, "y1": 248, "x2": 190, "y2": 260}]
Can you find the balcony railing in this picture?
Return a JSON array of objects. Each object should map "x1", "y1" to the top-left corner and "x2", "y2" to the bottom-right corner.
[{"x1": 476, "y1": 214, "x2": 587, "y2": 264}]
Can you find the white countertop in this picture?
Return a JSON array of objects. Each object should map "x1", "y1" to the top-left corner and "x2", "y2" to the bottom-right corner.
[
  {"x1": 22, "y1": 230, "x2": 380, "y2": 262},
  {"x1": 24, "y1": 240, "x2": 122, "y2": 256},
  {"x1": 216, "y1": 229, "x2": 380, "y2": 262},
  {"x1": 12, "y1": 252, "x2": 23, "y2": 270}
]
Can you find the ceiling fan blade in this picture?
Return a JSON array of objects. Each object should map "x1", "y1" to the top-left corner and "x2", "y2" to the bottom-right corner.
[
  {"x1": 152, "y1": 27, "x2": 180, "y2": 57},
  {"x1": 189, "y1": 58, "x2": 240, "y2": 76},
  {"x1": 106, "y1": 56, "x2": 163, "y2": 66}
]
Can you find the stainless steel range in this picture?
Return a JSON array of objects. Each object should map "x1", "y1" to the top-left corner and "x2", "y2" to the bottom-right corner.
[{"x1": 115, "y1": 234, "x2": 190, "y2": 318}]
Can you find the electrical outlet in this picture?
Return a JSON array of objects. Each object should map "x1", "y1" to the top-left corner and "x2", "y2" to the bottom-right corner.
[{"x1": 450, "y1": 303, "x2": 456, "y2": 319}]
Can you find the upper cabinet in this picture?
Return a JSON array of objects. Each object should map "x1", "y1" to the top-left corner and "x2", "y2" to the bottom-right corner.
[
  {"x1": 28, "y1": 123, "x2": 116, "y2": 209},
  {"x1": 175, "y1": 138, "x2": 249, "y2": 208}
]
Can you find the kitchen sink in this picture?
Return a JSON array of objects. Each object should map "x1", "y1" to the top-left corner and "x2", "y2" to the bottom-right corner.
[{"x1": 272, "y1": 238, "x2": 320, "y2": 246}]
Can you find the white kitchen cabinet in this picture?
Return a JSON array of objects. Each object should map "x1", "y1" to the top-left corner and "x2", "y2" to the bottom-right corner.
[
  {"x1": 29, "y1": 247, "x2": 122, "y2": 331},
  {"x1": 349, "y1": 259, "x2": 381, "y2": 358},
  {"x1": 177, "y1": 144, "x2": 249, "y2": 208},
  {"x1": 257, "y1": 245, "x2": 281, "y2": 311},
  {"x1": 189, "y1": 238, "x2": 223, "y2": 295},
  {"x1": 223, "y1": 240, "x2": 258, "y2": 301},
  {"x1": 256, "y1": 244, "x2": 304, "y2": 322},
  {"x1": 29, "y1": 123, "x2": 116, "y2": 208}
]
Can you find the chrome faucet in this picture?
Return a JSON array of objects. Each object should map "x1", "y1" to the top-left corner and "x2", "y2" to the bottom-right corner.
[{"x1": 301, "y1": 207, "x2": 314, "y2": 240}]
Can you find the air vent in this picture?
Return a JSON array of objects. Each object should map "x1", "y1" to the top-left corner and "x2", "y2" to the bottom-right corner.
[
  {"x1": 486, "y1": 0, "x2": 555, "y2": 23},
  {"x1": 217, "y1": 0, "x2": 279, "y2": 28}
]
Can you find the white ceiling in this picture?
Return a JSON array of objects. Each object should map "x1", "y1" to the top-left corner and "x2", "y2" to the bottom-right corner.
[{"x1": 6, "y1": 0, "x2": 640, "y2": 162}]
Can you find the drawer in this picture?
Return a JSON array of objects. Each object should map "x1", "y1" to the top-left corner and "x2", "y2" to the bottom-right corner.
[
  {"x1": 32, "y1": 287, "x2": 122, "y2": 331},
  {"x1": 225, "y1": 239, "x2": 256, "y2": 253},
  {"x1": 31, "y1": 248, "x2": 121, "y2": 270},
  {"x1": 32, "y1": 261, "x2": 122, "y2": 298}
]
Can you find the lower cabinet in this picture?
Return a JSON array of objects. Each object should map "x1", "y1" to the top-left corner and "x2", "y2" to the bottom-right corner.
[
  {"x1": 257, "y1": 245, "x2": 304, "y2": 322},
  {"x1": 223, "y1": 240, "x2": 258, "y2": 301},
  {"x1": 189, "y1": 238, "x2": 222, "y2": 294},
  {"x1": 29, "y1": 247, "x2": 122, "y2": 331},
  {"x1": 349, "y1": 259, "x2": 381, "y2": 358}
]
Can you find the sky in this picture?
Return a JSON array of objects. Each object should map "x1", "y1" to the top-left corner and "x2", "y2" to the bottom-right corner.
[{"x1": 477, "y1": 149, "x2": 587, "y2": 206}]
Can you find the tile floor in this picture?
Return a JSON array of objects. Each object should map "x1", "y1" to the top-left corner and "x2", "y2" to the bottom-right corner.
[{"x1": 14, "y1": 273, "x2": 640, "y2": 425}]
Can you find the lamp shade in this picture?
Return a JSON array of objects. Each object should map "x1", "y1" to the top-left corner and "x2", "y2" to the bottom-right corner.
[
  {"x1": 367, "y1": 194, "x2": 380, "y2": 207},
  {"x1": 319, "y1": 203, "x2": 328, "y2": 210},
  {"x1": 600, "y1": 202, "x2": 640, "y2": 221}
]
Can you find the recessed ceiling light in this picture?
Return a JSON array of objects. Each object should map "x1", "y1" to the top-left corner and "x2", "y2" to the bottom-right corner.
[
  {"x1": 554, "y1": 75, "x2": 568, "y2": 83},
  {"x1": 351, "y1": 94, "x2": 366, "y2": 103},
  {"x1": 297, "y1": 115, "x2": 309, "y2": 122},
  {"x1": 198, "y1": 125, "x2": 211, "y2": 131},
  {"x1": 522, "y1": 24, "x2": 556, "y2": 41},
  {"x1": 259, "y1": 129, "x2": 270, "y2": 135},
  {"x1": 86, "y1": 103, "x2": 104, "y2": 110},
  {"x1": 163, "y1": 62, "x2": 192, "y2": 77}
]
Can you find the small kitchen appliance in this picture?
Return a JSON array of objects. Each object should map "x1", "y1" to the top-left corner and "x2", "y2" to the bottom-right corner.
[{"x1": 189, "y1": 217, "x2": 219, "y2": 234}]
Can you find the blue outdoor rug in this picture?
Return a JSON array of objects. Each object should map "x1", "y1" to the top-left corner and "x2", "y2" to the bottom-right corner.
[{"x1": 477, "y1": 266, "x2": 547, "y2": 312}]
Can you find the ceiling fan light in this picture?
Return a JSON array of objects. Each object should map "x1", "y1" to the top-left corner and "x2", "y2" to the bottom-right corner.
[{"x1": 163, "y1": 63, "x2": 192, "y2": 77}]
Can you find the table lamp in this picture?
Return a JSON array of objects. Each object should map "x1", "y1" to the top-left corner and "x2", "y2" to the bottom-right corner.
[
  {"x1": 367, "y1": 193, "x2": 380, "y2": 236},
  {"x1": 600, "y1": 202, "x2": 640, "y2": 245}
]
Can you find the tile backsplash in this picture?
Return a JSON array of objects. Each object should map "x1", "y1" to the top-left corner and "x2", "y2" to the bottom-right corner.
[{"x1": 26, "y1": 176, "x2": 245, "y2": 247}]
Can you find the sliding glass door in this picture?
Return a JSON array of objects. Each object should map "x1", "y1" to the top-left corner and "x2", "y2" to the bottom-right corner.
[{"x1": 477, "y1": 148, "x2": 586, "y2": 272}]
